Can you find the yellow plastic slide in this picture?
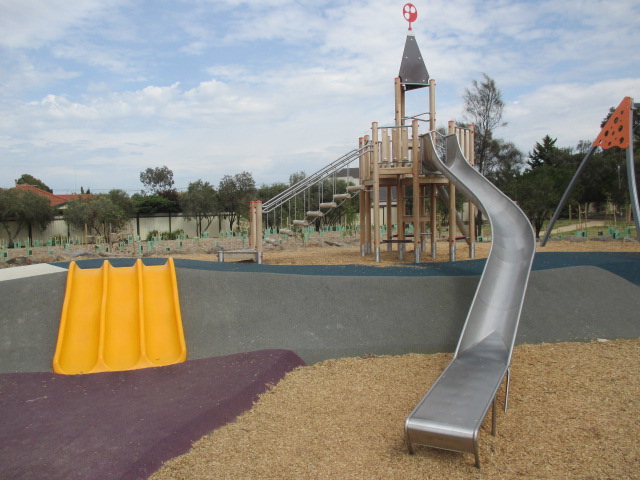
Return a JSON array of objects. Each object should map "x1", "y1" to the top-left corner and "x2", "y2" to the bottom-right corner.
[{"x1": 53, "y1": 258, "x2": 186, "y2": 375}]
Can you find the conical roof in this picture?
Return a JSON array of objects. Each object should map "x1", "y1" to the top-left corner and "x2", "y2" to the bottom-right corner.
[{"x1": 398, "y1": 32, "x2": 429, "y2": 90}]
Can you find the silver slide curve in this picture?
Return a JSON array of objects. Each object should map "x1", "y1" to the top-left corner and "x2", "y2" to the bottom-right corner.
[{"x1": 405, "y1": 134, "x2": 535, "y2": 467}]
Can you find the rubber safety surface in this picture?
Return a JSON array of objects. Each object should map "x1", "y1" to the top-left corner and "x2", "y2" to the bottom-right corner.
[{"x1": 0, "y1": 349, "x2": 305, "y2": 480}]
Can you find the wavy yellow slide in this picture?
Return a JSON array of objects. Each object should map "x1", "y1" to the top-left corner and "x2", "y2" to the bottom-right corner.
[{"x1": 53, "y1": 258, "x2": 186, "y2": 375}]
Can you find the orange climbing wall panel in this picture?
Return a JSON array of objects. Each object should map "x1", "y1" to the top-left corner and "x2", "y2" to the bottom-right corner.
[
  {"x1": 593, "y1": 96, "x2": 632, "y2": 150},
  {"x1": 53, "y1": 258, "x2": 186, "y2": 375}
]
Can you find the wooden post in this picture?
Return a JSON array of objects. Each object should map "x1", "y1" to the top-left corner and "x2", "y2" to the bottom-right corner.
[
  {"x1": 256, "y1": 201, "x2": 263, "y2": 254},
  {"x1": 412, "y1": 119, "x2": 421, "y2": 262},
  {"x1": 395, "y1": 77, "x2": 405, "y2": 127},
  {"x1": 386, "y1": 186, "x2": 393, "y2": 251},
  {"x1": 372, "y1": 122, "x2": 381, "y2": 262},
  {"x1": 249, "y1": 201, "x2": 256, "y2": 249},
  {"x1": 397, "y1": 178, "x2": 405, "y2": 242},
  {"x1": 430, "y1": 184, "x2": 437, "y2": 258},
  {"x1": 468, "y1": 125, "x2": 476, "y2": 258},
  {"x1": 448, "y1": 121, "x2": 456, "y2": 261},
  {"x1": 428, "y1": 78, "x2": 438, "y2": 259},
  {"x1": 382, "y1": 129, "x2": 390, "y2": 164},
  {"x1": 359, "y1": 137, "x2": 367, "y2": 256}
]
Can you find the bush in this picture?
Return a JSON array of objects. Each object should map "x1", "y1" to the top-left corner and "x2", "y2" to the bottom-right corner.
[
  {"x1": 158, "y1": 229, "x2": 184, "y2": 240},
  {"x1": 146, "y1": 230, "x2": 159, "y2": 241}
]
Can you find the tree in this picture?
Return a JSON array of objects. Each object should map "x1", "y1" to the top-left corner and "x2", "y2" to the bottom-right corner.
[
  {"x1": 64, "y1": 194, "x2": 131, "y2": 241},
  {"x1": 483, "y1": 138, "x2": 525, "y2": 189},
  {"x1": 506, "y1": 166, "x2": 571, "y2": 238},
  {"x1": 463, "y1": 73, "x2": 506, "y2": 236},
  {"x1": 132, "y1": 194, "x2": 181, "y2": 214},
  {"x1": 463, "y1": 73, "x2": 506, "y2": 176},
  {"x1": 217, "y1": 172, "x2": 256, "y2": 231},
  {"x1": 180, "y1": 180, "x2": 218, "y2": 237},
  {"x1": 15, "y1": 174, "x2": 53, "y2": 193},
  {"x1": 528, "y1": 135, "x2": 558, "y2": 169},
  {"x1": 108, "y1": 189, "x2": 135, "y2": 217},
  {"x1": 139, "y1": 166, "x2": 175, "y2": 196},
  {"x1": 0, "y1": 188, "x2": 55, "y2": 246},
  {"x1": 289, "y1": 171, "x2": 306, "y2": 185}
]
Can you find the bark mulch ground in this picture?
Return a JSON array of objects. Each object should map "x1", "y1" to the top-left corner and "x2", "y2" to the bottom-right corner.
[{"x1": 151, "y1": 339, "x2": 640, "y2": 480}]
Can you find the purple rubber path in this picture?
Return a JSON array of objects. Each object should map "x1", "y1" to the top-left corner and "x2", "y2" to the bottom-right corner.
[{"x1": 0, "y1": 349, "x2": 305, "y2": 480}]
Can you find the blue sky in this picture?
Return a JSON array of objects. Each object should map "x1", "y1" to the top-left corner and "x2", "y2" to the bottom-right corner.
[{"x1": 1, "y1": 0, "x2": 639, "y2": 194}]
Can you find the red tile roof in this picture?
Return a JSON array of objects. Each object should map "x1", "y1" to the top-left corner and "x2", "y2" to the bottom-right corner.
[{"x1": 13, "y1": 184, "x2": 94, "y2": 207}]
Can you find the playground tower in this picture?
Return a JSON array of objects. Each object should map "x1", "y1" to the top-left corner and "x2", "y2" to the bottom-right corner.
[
  {"x1": 357, "y1": 8, "x2": 476, "y2": 262},
  {"x1": 254, "y1": 4, "x2": 480, "y2": 263}
]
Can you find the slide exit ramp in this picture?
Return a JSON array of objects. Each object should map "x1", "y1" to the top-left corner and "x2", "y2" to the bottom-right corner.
[
  {"x1": 405, "y1": 134, "x2": 535, "y2": 467},
  {"x1": 53, "y1": 258, "x2": 186, "y2": 375}
]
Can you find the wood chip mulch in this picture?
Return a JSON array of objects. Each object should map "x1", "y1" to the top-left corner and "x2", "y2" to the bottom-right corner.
[{"x1": 151, "y1": 339, "x2": 639, "y2": 480}]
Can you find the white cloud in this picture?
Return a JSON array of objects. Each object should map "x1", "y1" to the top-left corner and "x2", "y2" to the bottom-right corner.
[
  {"x1": 0, "y1": 0, "x2": 124, "y2": 49},
  {"x1": 503, "y1": 78, "x2": 639, "y2": 153},
  {"x1": 1, "y1": 0, "x2": 639, "y2": 193}
]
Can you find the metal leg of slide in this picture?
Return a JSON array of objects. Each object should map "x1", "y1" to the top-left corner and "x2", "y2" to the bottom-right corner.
[
  {"x1": 505, "y1": 367, "x2": 511, "y2": 412},
  {"x1": 414, "y1": 245, "x2": 421, "y2": 263},
  {"x1": 474, "y1": 438, "x2": 481, "y2": 468},
  {"x1": 431, "y1": 240, "x2": 437, "y2": 259},
  {"x1": 541, "y1": 146, "x2": 597, "y2": 246},
  {"x1": 374, "y1": 246, "x2": 380, "y2": 263},
  {"x1": 492, "y1": 398, "x2": 497, "y2": 436}
]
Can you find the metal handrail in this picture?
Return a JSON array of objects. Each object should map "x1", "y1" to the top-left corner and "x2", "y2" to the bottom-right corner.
[{"x1": 262, "y1": 142, "x2": 372, "y2": 213}]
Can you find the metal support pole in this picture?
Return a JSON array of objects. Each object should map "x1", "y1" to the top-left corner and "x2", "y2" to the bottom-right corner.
[
  {"x1": 540, "y1": 146, "x2": 597, "y2": 246},
  {"x1": 626, "y1": 114, "x2": 640, "y2": 240}
]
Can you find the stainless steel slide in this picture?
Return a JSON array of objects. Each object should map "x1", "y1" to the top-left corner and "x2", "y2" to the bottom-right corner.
[{"x1": 405, "y1": 134, "x2": 535, "y2": 467}]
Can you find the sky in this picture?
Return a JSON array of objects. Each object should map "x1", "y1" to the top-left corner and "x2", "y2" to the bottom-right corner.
[{"x1": 1, "y1": 0, "x2": 639, "y2": 194}]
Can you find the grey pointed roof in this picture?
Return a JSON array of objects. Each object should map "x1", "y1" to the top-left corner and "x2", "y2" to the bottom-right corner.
[{"x1": 398, "y1": 32, "x2": 429, "y2": 90}]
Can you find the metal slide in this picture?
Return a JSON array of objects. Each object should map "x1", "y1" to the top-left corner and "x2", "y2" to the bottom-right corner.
[
  {"x1": 405, "y1": 134, "x2": 535, "y2": 467},
  {"x1": 53, "y1": 258, "x2": 186, "y2": 375}
]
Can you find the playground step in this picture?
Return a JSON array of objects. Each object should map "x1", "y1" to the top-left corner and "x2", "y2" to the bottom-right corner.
[
  {"x1": 293, "y1": 220, "x2": 309, "y2": 227},
  {"x1": 346, "y1": 185, "x2": 365, "y2": 193},
  {"x1": 319, "y1": 202, "x2": 337, "y2": 209},
  {"x1": 306, "y1": 211, "x2": 324, "y2": 217},
  {"x1": 333, "y1": 193, "x2": 351, "y2": 201}
]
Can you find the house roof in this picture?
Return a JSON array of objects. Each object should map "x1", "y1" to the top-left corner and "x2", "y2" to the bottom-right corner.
[{"x1": 13, "y1": 184, "x2": 93, "y2": 207}]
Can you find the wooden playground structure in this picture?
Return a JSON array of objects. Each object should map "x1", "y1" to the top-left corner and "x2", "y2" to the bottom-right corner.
[{"x1": 250, "y1": 9, "x2": 480, "y2": 264}]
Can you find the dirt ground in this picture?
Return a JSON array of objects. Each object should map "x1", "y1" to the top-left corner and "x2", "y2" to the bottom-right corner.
[
  {"x1": 2, "y1": 229, "x2": 639, "y2": 268},
  {"x1": 3, "y1": 234, "x2": 640, "y2": 478}
]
